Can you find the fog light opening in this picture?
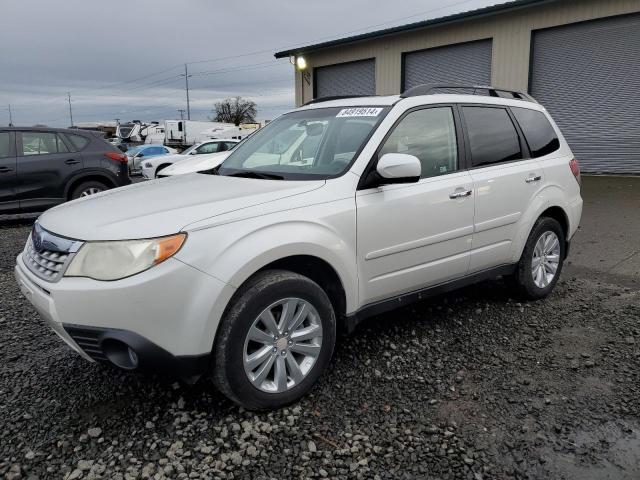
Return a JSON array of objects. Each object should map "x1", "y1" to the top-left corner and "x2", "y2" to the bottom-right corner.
[{"x1": 102, "y1": 339, "x2": 139, "y2": 370}]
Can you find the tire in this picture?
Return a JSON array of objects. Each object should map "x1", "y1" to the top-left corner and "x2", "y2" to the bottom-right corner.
[
  {"x1": 155, "y1": 164, "x2": 171, "y2": 178},
  {"x1": 506, "y1": 217, "x2": 566, "y2": 300},
  {"x1": 70, "y1": 180, "x2": 108, "y2": 200},
  {"x1": 213, "y1": 269, "x2": 336, "y2": 410}
]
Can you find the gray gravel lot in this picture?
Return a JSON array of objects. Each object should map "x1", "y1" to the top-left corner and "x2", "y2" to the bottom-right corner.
[{"x1": 1, "y1": 177, "x2": 639, "y2": 480}]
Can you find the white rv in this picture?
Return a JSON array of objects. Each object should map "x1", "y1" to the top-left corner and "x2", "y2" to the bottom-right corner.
[{"x1": 117, "y1": 121, "x2": 164, "y2": 145}]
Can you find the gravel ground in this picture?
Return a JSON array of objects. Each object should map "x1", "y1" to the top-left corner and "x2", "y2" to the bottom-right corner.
[{"x1": 1, "y1": 219, "x2": 639, "y2": 480}]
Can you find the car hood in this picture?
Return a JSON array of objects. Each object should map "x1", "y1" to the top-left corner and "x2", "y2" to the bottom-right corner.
[
  {"x1": 38, "y1": 174, "x2": 325, "y2": 241},
  {"x1": 162, "y1": 151, "x2": 231, "y2": 176}
]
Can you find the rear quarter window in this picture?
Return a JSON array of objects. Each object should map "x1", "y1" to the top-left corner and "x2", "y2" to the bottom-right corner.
[
  {"x1": 511, "y1": 107, "x2": 560, "y2": 158},
  {"x1": 65, "y1": 133, "x2": 90, "y2": 151}
]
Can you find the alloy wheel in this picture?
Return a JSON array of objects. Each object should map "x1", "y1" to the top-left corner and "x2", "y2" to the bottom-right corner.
[
  {"x1": 243, "y1": 298, "x2": 323, "y2": 393},
  {"x1": 80, "y1": 187, "x2": 103, "y2": 197},
  {"x1": 531, "y1": 231, "x2": 561, "y2": 288}
]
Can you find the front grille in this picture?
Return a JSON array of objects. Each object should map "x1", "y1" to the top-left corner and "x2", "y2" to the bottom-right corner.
[
  {"x1": 23, "y1": 240, "x2": 70, "y2": 282},
  {"x1": 22, "y1": 223, "x2": 82, "y2": 283},
  {"x1": 64, "y1": 325, "x2": 108, "y2": 362}
]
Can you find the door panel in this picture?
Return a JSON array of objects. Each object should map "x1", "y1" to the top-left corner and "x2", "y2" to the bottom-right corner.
[
  {"x1": 357, "y1": 171, "x2": 474, "y2": 305},
  {"x1": 0, "y1": 132, "x2": 18, "y2": 212},
  {"x1": 469, "y1": 160, "x2": 543, "y2": 272},
  {"x1": 460, "y1": 105, "x2": 544, "y2": 272},
  {"x1": 17, "y1": 131, "x2": 84, "y2": 210}
]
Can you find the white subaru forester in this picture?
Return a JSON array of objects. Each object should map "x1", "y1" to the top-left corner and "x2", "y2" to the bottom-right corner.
[{"x1": 15, "y1": 85, "x2": 582, "y2": 410}]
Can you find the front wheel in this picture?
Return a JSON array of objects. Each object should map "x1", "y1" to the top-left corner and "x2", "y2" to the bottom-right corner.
[
  {"x1": 506, "y1": 217, "x2": 565, "y2": 300},
  {"x1": 213, "y1": 270, "x2": 336, "y2": 410}
]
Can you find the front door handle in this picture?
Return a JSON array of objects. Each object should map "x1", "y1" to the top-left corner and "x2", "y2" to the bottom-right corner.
[
  {"x1": 449, "y1": 189, "x2": 473, "y2": 199},
  {"x1": 0, "y1": 166, "x2": 14, "y2": 173},
  {"x1": 65, "y1": 159, "x2": 81, "y2": 165},
  {"x1": 525, "y1": 175, "x2": 542, "y2": 183}
]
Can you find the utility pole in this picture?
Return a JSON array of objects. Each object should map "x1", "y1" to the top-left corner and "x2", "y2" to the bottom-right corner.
[
  {"x1": 182, "y1": 64, "x2": 192, "y2": 120},
  {"x1": 8, "y1": 104, "x2": 13, "y2": 126},
  {"x1": 178, "y1": 109, "x2": 187, "y2": 147},
  {"x1": 67, "y1": 92, "x2": 74, "y2": 127}
]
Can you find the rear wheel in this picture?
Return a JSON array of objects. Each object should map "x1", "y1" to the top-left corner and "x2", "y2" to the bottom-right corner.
[
  {"x1": 213, "y1": 270, "x2": 336, "y2": 410},
  {"x1": 70, "y1": 180, "x2": 108, "y2": 200},
  {"x1": 507, "y1": 217, "x2": 565, "y2": 300}
]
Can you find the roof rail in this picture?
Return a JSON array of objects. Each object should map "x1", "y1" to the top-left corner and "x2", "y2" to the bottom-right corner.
[
  {"x1": 302, "y1": 94, "x2": 372, "y2": 106},
  {"x1": 400, "y1": 84, "x2": 537, "y2": 103}
]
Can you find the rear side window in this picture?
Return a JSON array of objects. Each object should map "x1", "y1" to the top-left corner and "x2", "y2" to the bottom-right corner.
[
  {"x1": 20, "y1": 132, "x2": 68, "y2": 156},
  {"x1": 196, "y1": 142, "x2": 220, "y2": 154},
  {"x1": 511, "y1": 107, "x2": 560, "y2": 158},
  {"x1": 379, "y1": 107, "x2": 458, "y2": 178},
  {"x1": 65, "y1": 133, "x2": 90, "y2": 151},
  {"x1": 0, "y1": 132, "x2": 11, "y2": 158},
  {"x1": 462, "y1": 107, "x2": 522, "y2": 167}
]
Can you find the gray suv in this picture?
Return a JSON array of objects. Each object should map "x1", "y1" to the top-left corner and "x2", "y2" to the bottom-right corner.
[{"x1": 0, "y1": 127, "x2": 130, "y2": 214}]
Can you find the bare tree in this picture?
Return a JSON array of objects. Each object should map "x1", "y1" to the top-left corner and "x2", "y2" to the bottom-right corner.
[{"x1": 212, "y1": 96, "x2": 257, "y2": 126}]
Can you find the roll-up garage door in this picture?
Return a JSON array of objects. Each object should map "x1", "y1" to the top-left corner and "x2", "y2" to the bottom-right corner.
[
  {"x1": 530, "y1": 14, "x2": 640, "y2": 174},
  {"x1": 314, "y1": 59, "x2": 375, "y2": 98},
  {"x1": 403, "y1": 39, "x2": 492, "y2": 92}
]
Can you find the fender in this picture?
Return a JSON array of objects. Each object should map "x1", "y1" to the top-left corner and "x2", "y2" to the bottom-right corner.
[
  {"x1": 177, "y1": 218, "x2": 358, "y2": 313},
  {"x1": 509, "y1": 183, "x2": 570, "y2": 263}
]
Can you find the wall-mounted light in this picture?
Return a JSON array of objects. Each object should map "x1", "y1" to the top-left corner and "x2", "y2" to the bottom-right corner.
[
  {"x1": 290, "y1": 55, "x2": 311, "y2": 86},
  {"x1": 296, "y1": 56, "x2": 307, "y2": 71}
]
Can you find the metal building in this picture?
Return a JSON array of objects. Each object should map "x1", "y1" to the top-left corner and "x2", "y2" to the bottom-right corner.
[{"x1": 275, "y1": 0, "x2": 640, "y2": 174}]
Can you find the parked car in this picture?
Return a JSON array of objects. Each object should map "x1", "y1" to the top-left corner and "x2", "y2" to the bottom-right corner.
[
  {"x1": 126, "y1": 144, "x2": 177, "y2": 175},
  {"x1": 0, "y1": 127, "x2": 130, "y2": 214},
  {"x1": 141, "y1": 139, "x2": 238, "y2": 179},
  {"x1": 15, "y1": 85, "x2": 582, "y2": 410},
  {"x1": 157, "y1": 151, "x2": 232, "y2": 177}
]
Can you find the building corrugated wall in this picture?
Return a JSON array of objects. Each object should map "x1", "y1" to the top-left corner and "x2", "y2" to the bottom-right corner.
[{"x1": 294, "y1": 0, "x2": 640, "y2": 104}]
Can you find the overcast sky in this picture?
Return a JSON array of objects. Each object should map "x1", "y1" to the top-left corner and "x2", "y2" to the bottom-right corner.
[{"x1": 0, "y1": 0, "x2": 497, "y2": 127}]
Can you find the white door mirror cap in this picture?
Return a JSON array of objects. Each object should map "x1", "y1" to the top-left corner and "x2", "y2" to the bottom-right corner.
[{"x1": 376, "y1": 153, "x2": 421, "y2": 183}]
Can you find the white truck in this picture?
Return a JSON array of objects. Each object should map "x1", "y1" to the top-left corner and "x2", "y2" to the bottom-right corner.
[{"x1": 164, "y1": 120, "x2": 259, "y2": 148}]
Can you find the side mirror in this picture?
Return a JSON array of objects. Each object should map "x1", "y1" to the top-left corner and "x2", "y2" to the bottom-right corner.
[
  {"x1": 136, "y1": 152, "x2": 144, "y2": 158},
  {"x1": 376, "y1": 153, "x2": 421, "y2": 184}
]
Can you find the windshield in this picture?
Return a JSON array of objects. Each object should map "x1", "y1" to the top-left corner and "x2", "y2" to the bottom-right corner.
[
  {"x1": 126, "y1": 146, "x2": 142, "y2": 156},
  {"x1": 182, "y1": 144, "x2": 198, "y2": 155},
  {"x1": 217, "y1": 106, "x2": 388, "y2": 180}
]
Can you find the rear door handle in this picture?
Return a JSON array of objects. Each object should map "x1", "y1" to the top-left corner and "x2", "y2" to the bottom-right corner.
[
  {"x1": 0, "y1": 166, "x2": 14, "y2": 173},
  {"x1": 65, "y1": 159, "x2": 81, "y2": 165},
  {"x1": 449, "y1": 189, "x2": 472, "y2": 199},
  {"x1": 525, "y1": 175, "x2": 542, "y2": 183}
]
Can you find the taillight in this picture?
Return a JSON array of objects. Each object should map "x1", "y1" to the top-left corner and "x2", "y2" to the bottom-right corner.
[
  {"x1": 569, "y1": 158, "x2": 581, "y2": 186},
  {"x1": 105, "y1": 152, "x2": 128, "y2": 163}
]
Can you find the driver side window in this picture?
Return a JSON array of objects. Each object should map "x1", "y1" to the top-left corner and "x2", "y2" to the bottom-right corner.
[{"x1": 379, "y1": 107, "x2": 458, "y2": 179}]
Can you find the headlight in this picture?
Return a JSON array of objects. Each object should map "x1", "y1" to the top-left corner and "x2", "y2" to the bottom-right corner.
[
  {"x1": 144, "y1": 162, "x2": 153, "y2": 168},
  {"x1": 65, "y1": 233, "x2": 186, "y2": 281}
]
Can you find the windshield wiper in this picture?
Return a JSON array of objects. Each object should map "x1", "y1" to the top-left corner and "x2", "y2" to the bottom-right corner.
[{"x1": 225, "y1": 171, "x2": 284, "y2": 180}]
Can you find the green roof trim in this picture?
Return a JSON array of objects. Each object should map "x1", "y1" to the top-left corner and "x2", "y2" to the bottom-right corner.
[{"x1": 274, "y1": 0, "x2": 553, "y2": 59}]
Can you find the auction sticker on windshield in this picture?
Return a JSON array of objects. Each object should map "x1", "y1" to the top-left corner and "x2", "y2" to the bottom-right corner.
[{"x1": 336, "y1": 107, "x2": 383, "y2": 117}]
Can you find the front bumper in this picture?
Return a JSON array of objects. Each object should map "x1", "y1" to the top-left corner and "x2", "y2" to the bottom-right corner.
[
  {"x1": 141, "y1": 166, "x2": 155, "y2": 180},
  {"x1": 15, "y1": 254, "x2": 236, "y2": 377}
]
